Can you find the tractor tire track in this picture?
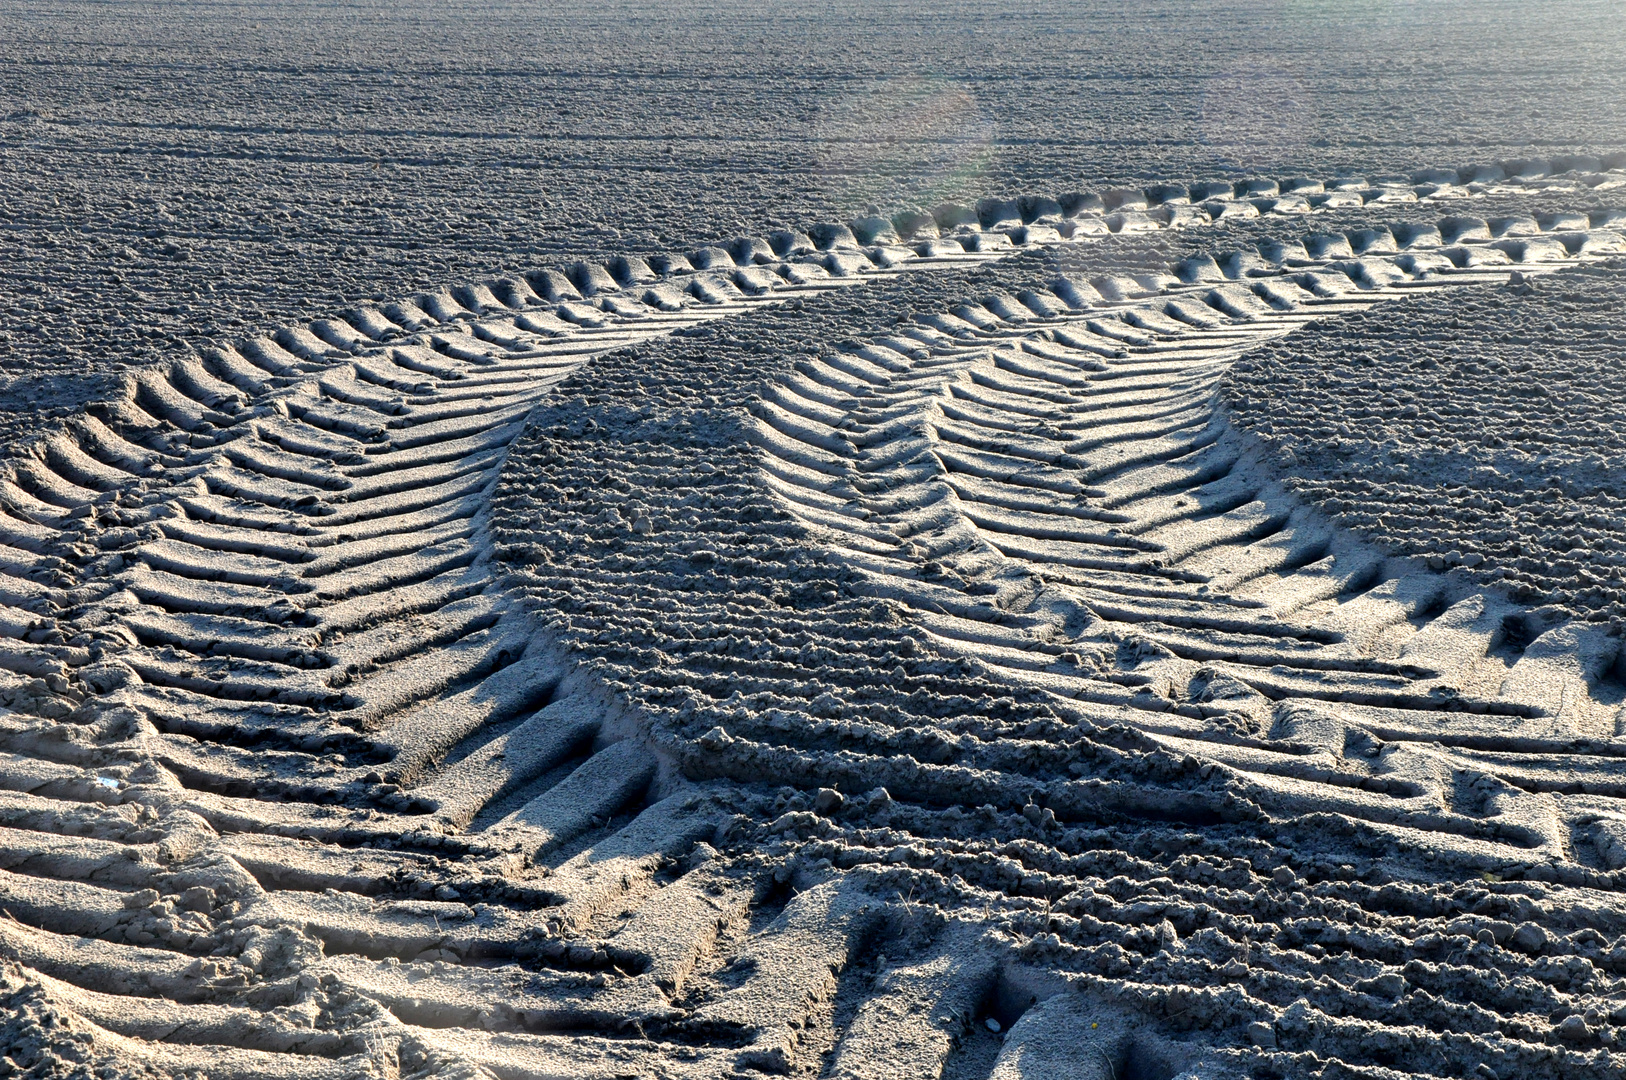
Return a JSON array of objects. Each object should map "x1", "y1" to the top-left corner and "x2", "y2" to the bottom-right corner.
[{"x1": 0, "y1": 159, "x2": 1622, "y2": 1078}]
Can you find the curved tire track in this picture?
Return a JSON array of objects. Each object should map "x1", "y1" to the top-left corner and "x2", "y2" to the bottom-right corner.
[
  {"x1": 0, "y1": 158, "x2": 1622, "y2": 1077},
  {"x1": 757, "y1": 214, "x2": 1626, "y2": 857}
]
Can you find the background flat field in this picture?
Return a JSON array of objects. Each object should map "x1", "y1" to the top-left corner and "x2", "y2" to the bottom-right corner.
[
  {"x1": 0, "y1": 0, "x2": 1623, "y2": 447},
  {"x1": 4, "y1": 7, "x2": 1626, "y2": 1076}
]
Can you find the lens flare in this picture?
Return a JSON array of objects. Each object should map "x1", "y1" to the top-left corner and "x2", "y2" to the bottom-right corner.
[{"x1": 810, "y1": 74, "x2": 996, "y2": 218}]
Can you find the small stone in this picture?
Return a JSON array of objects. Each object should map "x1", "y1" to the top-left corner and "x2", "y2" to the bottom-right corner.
[
  {"x1": 698, "y1": 726, "x2": 732, "y2": 749},
  {"x1": 178, "y1": 886, "x2": 215, "y2": 913},
  {"x1": 985, "y1": 1017, "x2": 1002, "y2": 1034},
  {"x1": 813, "y1": 788, "x2": 844, "y2": 814},
  {"x1": 1557, "y1": 1014, "x2": 1592, "y2": 1041},
  {"x1": 1511, "y1": 922, "x2": 1548, "y2": 954},
  {"x1": 1271, "y1": 865, "x2": 1297, "y2": 887},
  {"x1": 1247, "y1": 1021, "x2": 1277, "y2": 1048}
]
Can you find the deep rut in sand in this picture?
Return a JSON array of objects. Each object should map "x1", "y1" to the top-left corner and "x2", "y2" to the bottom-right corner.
[{"x1": 2, "y1": 157, "x2": 1626, "y2": 1078}]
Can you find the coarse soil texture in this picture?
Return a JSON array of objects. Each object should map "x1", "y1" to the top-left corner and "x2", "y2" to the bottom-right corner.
[
  {"x1": 1223, "y1": 261, "x2": 1626, "y2": 623},
  {"x1": 4, "y1": 3, "x2": 1626, "y2": 1076},
  {"x1": 4, "y1": 0, "x2": 1626, "y2": 453},
  {"x1": 0, "y1": 171, "x2": 1624, "y2": 1080}
]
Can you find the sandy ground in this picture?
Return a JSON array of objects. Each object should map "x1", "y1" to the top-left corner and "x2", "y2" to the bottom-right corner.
[
  {"x1": 3, "y1": 0, "x2": 1624, "y2": 446},
  {"x1": 1225, "y1": 261, "x2": 1626, "y2": 623},
  {"x1": 2, "y1": 2, "x2": 1626, "y2": 1079}
]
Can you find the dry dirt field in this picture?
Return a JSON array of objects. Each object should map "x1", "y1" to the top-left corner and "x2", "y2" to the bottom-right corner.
[{"x1": 3, "y1": 2, "x2": 1626, "y2": 1078}]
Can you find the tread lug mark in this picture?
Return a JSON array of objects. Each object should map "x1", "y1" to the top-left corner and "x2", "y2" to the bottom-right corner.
[
  {"x1": 756, "y1": 225, "x2": 1626, "y2": 867},
  {"x1": 0, "y1": 162, "x2": 1622, "y2": 1072}
]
